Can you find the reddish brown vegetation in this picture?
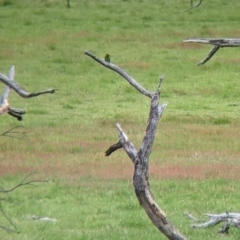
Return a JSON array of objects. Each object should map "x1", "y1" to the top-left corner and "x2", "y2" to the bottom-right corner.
[
  {"x1": 162, "y1": 41, "x2": 204, "y2": 50},
  {"x1": 1, "y1": 156, "x2": 240, "y2": 181}
]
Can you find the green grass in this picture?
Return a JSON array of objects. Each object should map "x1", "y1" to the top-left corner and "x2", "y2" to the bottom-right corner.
[
  {"x1": 1, "y1": 0, "x2": 240, "y2": 239},
  {"x1": 1, "y1": 177, "x2": 240, "y2": 240}
]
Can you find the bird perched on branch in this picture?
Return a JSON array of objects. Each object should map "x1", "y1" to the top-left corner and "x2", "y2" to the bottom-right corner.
[{"x1": 104, "y1": 54, "x2": 110, "y2": 63}]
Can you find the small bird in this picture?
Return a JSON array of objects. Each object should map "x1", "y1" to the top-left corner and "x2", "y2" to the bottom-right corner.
[{"x1": 104, "y1": 54, "x2": 110, "y2": 63}]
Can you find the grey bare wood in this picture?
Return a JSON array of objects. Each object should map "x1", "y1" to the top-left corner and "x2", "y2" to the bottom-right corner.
[
  {"x1": 85, "y1": 51, "x2": 187, "y2": 240},
  {"x1": 184, "y1": 38, "x2": 240, "y2": 65}
]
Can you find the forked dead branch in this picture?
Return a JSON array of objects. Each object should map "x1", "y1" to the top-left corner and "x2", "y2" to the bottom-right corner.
[
  {"x1": 85, "y1": 51, "x2": 187, "y2": 240},
  {"x1": 184, "y1": 38, "x2": 240, "y2": 65},
  {"x1": 0, "y1": 66, "x2": 57, "y2": 99},
  {"x1": 0, "y1": 65, "x2": 58, "y2": 124}
]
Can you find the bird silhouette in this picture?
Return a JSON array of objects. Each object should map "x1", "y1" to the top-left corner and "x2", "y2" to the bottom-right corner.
[
  {"x1": 0, "y1": 66, "x2": 57, "y2": 99},
  {"x1": 0, "y1": 66, "x2": 25, "y2": 121},
  {"x1": 104, "y1": 54, "x2": 111, "y2": 63}
]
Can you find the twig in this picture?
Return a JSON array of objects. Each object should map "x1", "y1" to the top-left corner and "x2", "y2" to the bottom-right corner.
[
  {"x1": 157, "y1": 75, "x2": 164, "y2": 92},
  {"x1": 0, "y1": 171, "x2": 48, "y2": 193},
  {"x1": 184, "y1": 212, "x2": 201, "y2": 222},
  {"x1": 0, "y1": 171, "x2": 48, "y2": 233},
  {"x1": 0, "y1": 204, "x2": 19, "y2": 233},
  {"x1": 184, "y1": 0, "x2": 203, "y2": 12},
  {"x1": 1, "y1": 125, "x2": 28, "y2": 139}
]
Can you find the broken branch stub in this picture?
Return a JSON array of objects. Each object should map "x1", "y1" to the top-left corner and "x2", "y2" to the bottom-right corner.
[
  {"x1": 184, "y1": 38, "x2": 240, "y2": 65},
  {"x1": 85, "y1": 51, "x2": 187, "y2": 240}
]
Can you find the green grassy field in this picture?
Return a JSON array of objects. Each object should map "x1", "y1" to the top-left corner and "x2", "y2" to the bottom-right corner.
[{"x1": 1, "y1": 0, "x2": 240, "y2": 239}]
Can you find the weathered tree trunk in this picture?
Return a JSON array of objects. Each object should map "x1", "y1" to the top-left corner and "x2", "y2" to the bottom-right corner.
[
  {"x1": 85, "y1": 51, "x2": 187, "y2": 240},
  {"x1": 184, "y1": 38, "x2": 240, "y2": 65}
]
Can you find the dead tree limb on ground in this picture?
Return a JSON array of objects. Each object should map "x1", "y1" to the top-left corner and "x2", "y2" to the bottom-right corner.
[
  {"x1": 0, "y1": 171, "x2": 48, "y2": 233},
  {"x1": 85, "y1": 51, "x2": 187, "y2": 240},
  {"x1": 184, "y1": 0, "x2": 203, "y2": 12},
  {"x1": 185, "y1": 212, "x2": 240, "y2": 234},
  {"x1": 184, "y1": 38, "x2": 240, "y2": 65}
]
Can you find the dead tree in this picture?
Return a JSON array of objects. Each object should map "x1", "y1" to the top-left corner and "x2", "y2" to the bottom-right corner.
[
  {"x1": 85, "y1": 51, "x2": 187, "y2": 240},
  {"x1": 184, "y1": 0, "x2": 203, "y2": 12},
  {"x1": 184, "y1": 38, "x2": 240, "y2": 65}
]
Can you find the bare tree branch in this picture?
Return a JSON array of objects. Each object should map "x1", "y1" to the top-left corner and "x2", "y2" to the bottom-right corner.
[
  {"x1": 0, "y1": 66, "x2": 58, "y2": 99},
  {"x1": 86, "y1": 51, "x2": 187, "y2": 240},
  {"x1": 0, "y1": 172, "x2": 48, "y2": 233},
  {"x1": 184, "y1": 38, "x2": 240, "y2": 47},
  {"x1": 184, "y1": 0, "x2": 203, "y2": 12},
  {"x1": 196, "y1": 45, "x2": 220, "y2": 66},
  {"x1": 0, "y1": 204, "x2": 19, "y2": 233},
  {"x1": 84, "y1": 51, "x2": 153, "y2": 98},
  {"x1": 184, "y1": 38, "x2": 240, "y2": 65},
  {"x1": 0, "y1": 171, "x2": 48, "y2": 194}
]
